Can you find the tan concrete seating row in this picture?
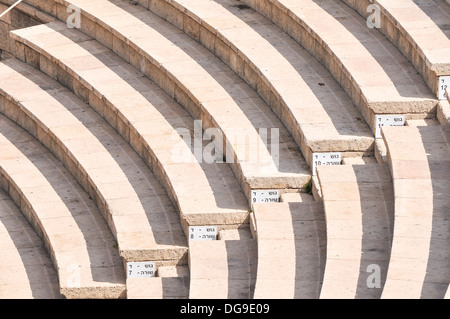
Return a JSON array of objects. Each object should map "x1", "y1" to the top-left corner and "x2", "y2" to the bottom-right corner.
[
  {"x1": 0, "y1": 187, "x2": 62, "y2": 299},
  {"x1": 317, "y1": 164, "x2": 394, "y2": 299},
  {"x1": 137, "y1": 0, "x2": 374, "y2": 167},
  {"x1": 0, "y1": 58, "x2": 188, "y2": 266},
  {"x1": 252, "y1": 201, "x2": 325, "y2": 298},
  {"x1": 240, "y1": 0, "x2": 438, "y2": 134},
  {"x1": 10, "y1": 22, "x2": 250, "y2": 231},
  {"x1": 188, "y1": 231, "x2": 257, "y2": 299},
  {"x1": 17, "y1": 0, "x2": 312, "y2": 198},
  {"x1": 343, "y1": 0, "x2": 450, "y2": 99},
  {"x1": 0, "y1": 113, "x2": 125, "y2": 298},
  {"x1": 381, "y1": 125, "x2": 450, "y2": 298}
]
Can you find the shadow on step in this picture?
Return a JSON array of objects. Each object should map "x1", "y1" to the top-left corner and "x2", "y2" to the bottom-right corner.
[
  {"x1": 0, "y1": 188, "x2": 62, "y2": 299},
  {"x1": 352, "y1": 164, "x2": 394, "y2": 299},
  {"x1": 225, "y1": 239, "x2": 257, "y2": 299},
  {"x1": 289, "y1": 202, "x2": 326, "y2": 299}
]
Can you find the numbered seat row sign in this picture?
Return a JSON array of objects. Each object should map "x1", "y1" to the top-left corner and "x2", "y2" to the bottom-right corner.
[
  {"x1": 127, "y1": 261, "x2": 156, "y2": 278},
  {"x1": 189, "y1": 226, "x2": 217, "y2": 241}
]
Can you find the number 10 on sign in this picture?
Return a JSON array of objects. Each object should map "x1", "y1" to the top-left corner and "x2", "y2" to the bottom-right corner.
[{"x1": 312, "y1": 152, "x2": 342, "y2": 176}]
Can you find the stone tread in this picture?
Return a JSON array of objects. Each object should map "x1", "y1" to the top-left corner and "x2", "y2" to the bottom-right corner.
[
  {"x1": 241, "y1": 0, "x2": 437, "y2": 132},
  {"x1": 10, "y1": 22, "x2": 250, "y2": 228},
  {"x1": 381, "y1": 125, "x2": 450, "y2": 299},
  {"x1": 0, "y1": 58, "x2": 188, "y2": 264},
  {"x1": 22, "y1": 0, "x2": 312, "y2": 192},
  {"x1": 0, "y1": 188, "x2": 62, "y2": 299},
  {"x1": 252, "y1": 201, "x2": 325, "y2": 299},
  {"x1": 0, "y1": 114, "x2": 125, "y2": 298},
  {"x1": 317, "y1": 163, "x2": 394, "y2": 299},
  {"x1": 148, "y1": 0, "x2": 374, "y2": 162},
  {"x1": 188, "y1": 239, "x2": 257, "y2": 299}
]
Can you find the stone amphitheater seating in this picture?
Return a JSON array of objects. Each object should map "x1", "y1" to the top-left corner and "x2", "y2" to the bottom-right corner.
[
  {"x1": 343, "y1": 0, "x2": 450, "y2": 99},
  {"x1": 17, "y1": 0, "x2": 313, "y2": 201},
  {"x1": 136, "y1": 0, "x2": 375, "y2": 167},
  {"x1": 9, "y1": 21, "x2": 250, "y2": 230},
  {"x1": 0, "y1": 112, "x2": 124, "y2": 298},
  {"x1": 0, "y1": 0, "x2": 449, "y2": 300},
  {"x1": 240, "y1": 0, "x2": 438, "y2": 134}
]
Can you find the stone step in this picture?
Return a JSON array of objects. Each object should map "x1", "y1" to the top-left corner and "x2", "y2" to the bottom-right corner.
[
  {"x1": 17, "y1": 0, "x2": 312, "y2": 200},
  {"x1": 343, "y1": 0, "x2": 450, "y2": 99},
  {"x1": 126, "y1": 265, "x2": 190, "y2": 299},
  {"x1": 142, "y1": 0, "x2": 375, "y2": 168},
  {"x1": 10, "y1": 21, "x2": 249, "y2": 231},
  {"x1": 406, "y1": 119, "x2": 440, "y2": 127},
  {"x1": 188, "y1": 238, "x2": 257, "y2": 299},
  {"x1": 280, "y1": 192, "x2": 315, "y2": 203},
  {"x1": 0, "y1": 188, "x2": 62, "y2": 299},
  {"x1": 240, "y1": 0, "x2": 438, "y2": 135},
  {"x1": 375, "y1": 139, "x2": 388, "y2": 164},
  {"x1": 316, "y1": 163, "x2": 394, "y2": 299},
  {"x1": 252, "y1": 202, "x2": 325, "y2": 299},
  {"x1": 0, "y1": 113, "x2": 125, "y2": 298},
  {"x1": 381, "y1": 125, "x2": 450, "y2": 299},
  {"x1": 0, "y1": 58, "x2": 188, "y2": 265},
  {"x1": 342, "y1": 157, "x2": 377, "y2": 165},
  {"x1": 438, "y1": 100, "x2": 450, "y2": 125}
]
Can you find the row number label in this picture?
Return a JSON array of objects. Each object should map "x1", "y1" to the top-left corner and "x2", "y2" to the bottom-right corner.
[
  {"x1": 312, "y1": 152, "x2": 342, "y2": 176},
  {"x1": 189, "y1": 226, "x2": 217, "y2": 241},
  {"x1": 251, "y1": 190, "x2": 280, "y2": 207},
  {"x1": 127, "y1": 261, "x2": 156, "y2": 278},
  {"x1": 375, "y1": 115, "x2": 405, "y2": 139}
]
